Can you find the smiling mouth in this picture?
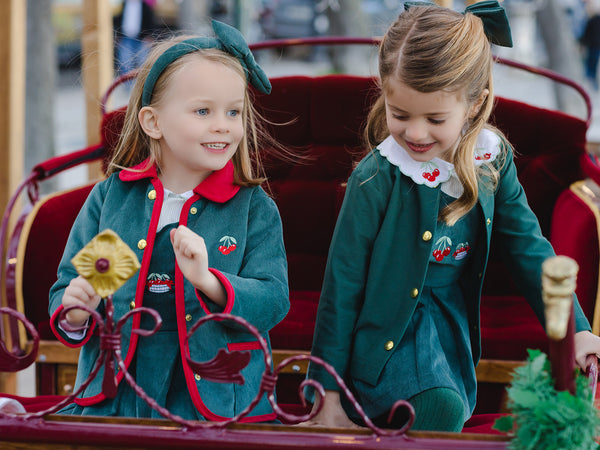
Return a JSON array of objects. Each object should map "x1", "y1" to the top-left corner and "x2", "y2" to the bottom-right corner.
[
  {"x1": 204, "y1": 143, "x2": 229, "y2": 152},
  {"x1": 406, "y1": 141, "x2": 434, "y2": 153}
]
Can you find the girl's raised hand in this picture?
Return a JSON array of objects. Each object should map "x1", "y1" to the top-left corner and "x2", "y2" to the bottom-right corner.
[
  {"x1": 170, "y1": 225, "x2": 226, "y2": 307},
  {"x1": 170, "y1": 225, "x2": 209, "y2": 285},
  {"x1": 62, "y1": 275, "x2": 102, "y2": 326},
  {"x1": 574, "y1": 330, "x2": 600, "y2": 371}
]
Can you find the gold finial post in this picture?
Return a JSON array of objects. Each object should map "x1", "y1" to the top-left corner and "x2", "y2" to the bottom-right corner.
[{"x1": 542, "y1": 255, "x2": 578, "y2": 394}]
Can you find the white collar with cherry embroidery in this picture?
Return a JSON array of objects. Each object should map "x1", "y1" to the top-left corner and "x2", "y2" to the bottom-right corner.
[{"x1": 377, "y1": 128, "x2": 501, "y2": 198}]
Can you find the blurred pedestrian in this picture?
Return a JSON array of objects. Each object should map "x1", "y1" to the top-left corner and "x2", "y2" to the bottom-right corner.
[
  {"x1": 580, "y1": 0, "x2": 600, "y2": 89},
  {"x1": 114, "y1": 0, "x2": 159, "y2": 76}
]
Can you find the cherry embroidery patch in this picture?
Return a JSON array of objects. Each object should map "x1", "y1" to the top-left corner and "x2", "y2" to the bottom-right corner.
[
  {"x1": 421, "y1": 162, "x2": 441, "y2": 182},
  {"x1": 432, "y1": 236, "x2": 452, "y2": 261},
  {"x1": 147, "y1": 273, "x2": 174, "y2": 293},
  {"x1": 453, "y1": 242, "x2": 471, "y2": 260},
  {"x1": 475, "y1": 152, "x2": 492, "y2": 161},
  {"x1": 218, "y1": 236, "x2": 237, "y2": 255}
]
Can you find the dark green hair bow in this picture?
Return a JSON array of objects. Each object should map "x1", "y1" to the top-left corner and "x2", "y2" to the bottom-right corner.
[
  {"x1": 142, "y1": 20, "x2": 271, "y2": 107},
  {"x1": 404, "y1": 0, "x2": 513, "y2": 48}
]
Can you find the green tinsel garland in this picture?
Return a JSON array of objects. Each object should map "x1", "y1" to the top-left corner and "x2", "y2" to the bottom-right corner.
[{"x1": 493, "y1": 349, "x2": 600, "y2": 450}]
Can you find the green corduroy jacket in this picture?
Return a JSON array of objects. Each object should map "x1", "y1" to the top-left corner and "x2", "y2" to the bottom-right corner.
[
  {"x1": 49, "y1": 160, "x2": 289, "y2": 422},
  {"x1": 308, "y1": 137, "x2": 590, "y2": 391}
]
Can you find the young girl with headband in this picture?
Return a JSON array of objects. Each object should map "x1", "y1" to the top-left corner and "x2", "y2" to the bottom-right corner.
[
  {"x1": 306, "y1": 1, "x2": 600, "y2": 431},
  {"x1": 49, "y1": 21, "x2": 289, "y2": 422}
]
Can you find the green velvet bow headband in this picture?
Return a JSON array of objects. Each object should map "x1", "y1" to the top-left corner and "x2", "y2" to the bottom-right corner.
[
  {"x1": 404, "y1": 0, "x2": 513, "y2": 48},
  {"x1": 141, "y1": 20, "x2": 271, "y2": 107}
]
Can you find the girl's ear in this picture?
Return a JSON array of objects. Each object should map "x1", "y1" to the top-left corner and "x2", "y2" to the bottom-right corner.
[
  {"x1": 138, "y1": 107, "x2": 162, "y2": 139},
  {"x1": 469, "y1": 89, "x2": 489, "y2": 119}
]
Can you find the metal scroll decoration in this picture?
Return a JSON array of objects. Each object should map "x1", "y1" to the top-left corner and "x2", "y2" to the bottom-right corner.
[
  {"x1": 0, "y1": 307, "x2": 39, "y2": 373},
  {"x1": 0, "y1": 229, "x2": 415, "y2": 436}
]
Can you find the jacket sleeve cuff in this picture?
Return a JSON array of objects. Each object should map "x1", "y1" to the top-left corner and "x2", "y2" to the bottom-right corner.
[
  {"x1": 194, "y1": 267, "x2": 235, "y2": 314},
  {"x1": 49, "y1": 304, "x2": 97, "y2": 348}
]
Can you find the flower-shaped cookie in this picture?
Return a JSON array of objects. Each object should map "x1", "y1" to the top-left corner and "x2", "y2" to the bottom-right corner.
[{"x1": 71, "y1": 229, "x2": 141, "y2": 298}]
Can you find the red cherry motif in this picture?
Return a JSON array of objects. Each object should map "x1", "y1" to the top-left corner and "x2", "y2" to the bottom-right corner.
[
  {"x1": 484, "y1": 152, "x2": 491, "y2": 160},
  {"x1": 432, "y1": 236, "x2": 452, "y2": 262},
  {"x1": 218, "y1": 236, "x2": 237, "y2": 255},
  {"x1": 219, "y1": 245, "x2": 236, "y2": 255},
  {"x1": 423, "y1": 172, "x2": 439, "y2": 182},
  {"x1": 422, "y1": 166, "x2": 440, "y2": 182}
]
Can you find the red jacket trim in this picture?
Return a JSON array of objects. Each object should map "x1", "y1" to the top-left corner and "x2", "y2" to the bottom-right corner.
[
  {"x1": 49, "y1": 304, "x2": 97, "y2": 348},
  {"x1": 195, "y1": 268, "x2": 235, "y2": 316},
  {"x1": 174, "y1": 194, "x2": 232, "y2": 420}
]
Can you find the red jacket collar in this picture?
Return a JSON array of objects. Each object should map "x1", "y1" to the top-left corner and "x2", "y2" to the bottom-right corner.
[{"x1": 119, "y1": 159, "x2": 240, "y2": 203}]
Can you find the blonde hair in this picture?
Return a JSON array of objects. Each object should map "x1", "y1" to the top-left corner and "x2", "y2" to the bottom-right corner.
[
  {"x1": 364, "y1": 5, "x2": 508, "y2": 225},
  {"x1": 108, "y1": 35, "x2": 268, "y2": 187}
]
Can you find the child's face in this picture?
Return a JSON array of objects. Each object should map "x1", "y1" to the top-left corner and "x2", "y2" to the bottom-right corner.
[
  {"x1": 145, "y1": 57, "x2": 246, "y2": 188},
  {"x1": 384, "y1": 78, "x2": 470, "y2": 163}
]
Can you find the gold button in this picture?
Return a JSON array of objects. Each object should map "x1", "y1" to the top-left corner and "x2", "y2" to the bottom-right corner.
[
  {"x1": 410, "y1": 288, "x2": 419, "y2": 298},
  {"x1": 384, "y1": 340, "x2": 394, "y2": 351},
  {"x1": 486, "y1": 218, "x2": 491, "y2": 226},
  {"x1": 190, "y1": 207, "x2": 198, "y2": 215},
  {"x1": 137, "y1": 239, "x2": 147, "y2": 250},
  {"x1": 185, "y1": 314, "x2": 192, "y2": 322},
  {"x1": 129, "y1": 301, "x2": 136, "y2": 310},
  {"x1": 478, "y1": 272, "x2": 483, "y2": 278},
  {"x1": 194, "y1": 374, "x2": 201, "y2": 381},
  {"x1": 422, "y1": 231, "x2": 432, "y2": 241},
  {"x1": 148, "y1": 189, "x2": 156, "y2": 200}
]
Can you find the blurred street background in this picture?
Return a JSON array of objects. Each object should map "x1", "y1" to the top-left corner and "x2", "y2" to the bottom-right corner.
[{"x1": 30, "y1": 0, "x2": 600, "y2": 192}]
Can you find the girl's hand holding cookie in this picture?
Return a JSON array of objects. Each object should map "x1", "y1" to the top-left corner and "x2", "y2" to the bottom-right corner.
[{"x1": 62, "y1": 276, "x2": 102, "y2": 326}]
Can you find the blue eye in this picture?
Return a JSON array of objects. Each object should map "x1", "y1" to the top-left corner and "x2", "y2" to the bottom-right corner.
[
  {"x1": 228, "y1": 109, "x2": 240, "y2": 117},
  {"x1": 196, "y1": 108, "x2": 208, "y2": 116}
]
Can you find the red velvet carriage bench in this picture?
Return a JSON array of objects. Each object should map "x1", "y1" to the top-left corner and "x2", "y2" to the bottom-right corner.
[{"x1": 2, "y1": 68, "x2": 600, "y2": 425}]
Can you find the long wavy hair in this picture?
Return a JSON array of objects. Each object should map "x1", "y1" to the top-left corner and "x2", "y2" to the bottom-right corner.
[
  {"x1": 364, "y1": 5, "x2": 508, "y2": 225},
  {"x1": 108, "y1": 35, "x2": 271, "y2": 187}
]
